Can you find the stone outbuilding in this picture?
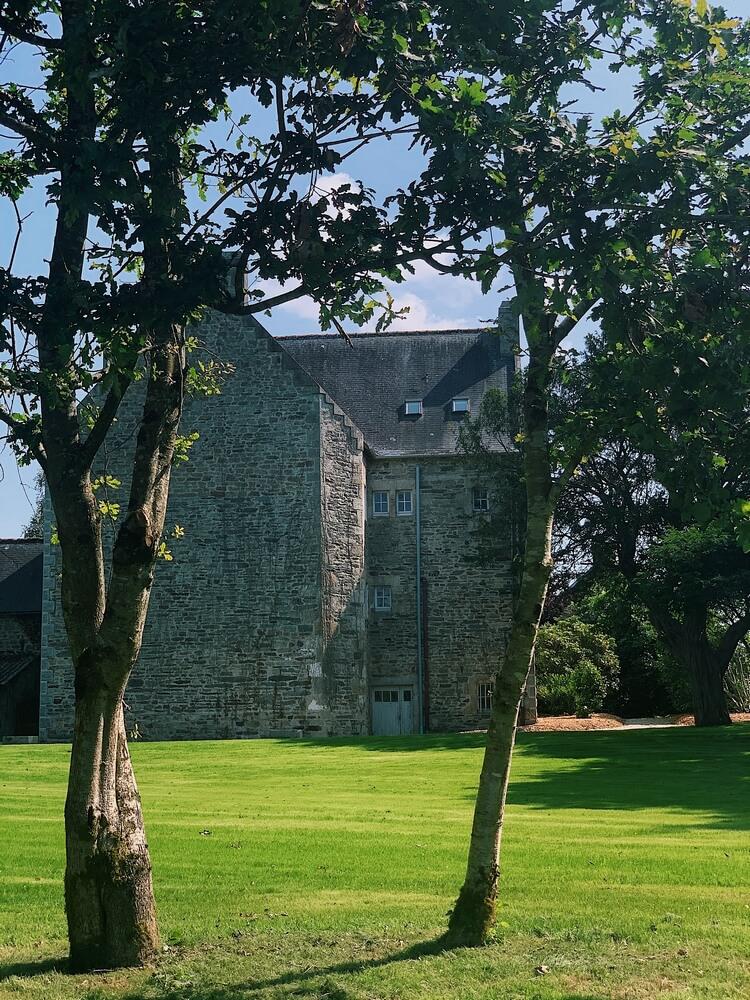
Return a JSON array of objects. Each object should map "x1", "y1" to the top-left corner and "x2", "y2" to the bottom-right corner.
[
  {"x1": 39, "y1": 305, "x2": 525, "y2": 740},
  {"x1": 0, "y1": 539, "x2": 42, "y2": 740}
]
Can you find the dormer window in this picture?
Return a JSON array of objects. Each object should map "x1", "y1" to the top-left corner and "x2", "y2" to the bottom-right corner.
[
  {"x1": 452, "y1": 397, "x2": 471, "y2": 414},
  {"x1": 404, "y1": 400, "x2": 423, "y2": 416}
]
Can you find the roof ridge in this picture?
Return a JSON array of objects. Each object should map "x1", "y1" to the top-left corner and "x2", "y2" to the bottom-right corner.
[{"x1": 276, "y1": 326, "x2": 499, "y2": 340}]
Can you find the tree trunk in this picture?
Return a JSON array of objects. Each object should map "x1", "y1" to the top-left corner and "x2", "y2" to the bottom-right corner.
[
  {"x1": 65, "y1": 682, "x2": 159, "y2": 971},
  {"x1": 687, "y1": 645, "x2": 731, "y2": 727},
  {"x1": 518, "y1": 657, "x2": 538, "y2": 726},
  {"x1": 649, "y1": 611, "x2": 732, "y2": 728},
  {"x1": 447, "y1": 323, "x2": 556, "y2": 946}
]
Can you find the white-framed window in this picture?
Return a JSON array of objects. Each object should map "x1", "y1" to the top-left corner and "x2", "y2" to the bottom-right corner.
[
  {"x1": 472, "y1": 487, "x2": 490, "y2": 513},
  {"x1": 374, "y1": 689, "x2": 399, "y2": 703},
  {"x1": 452, "y1": 397, "x2": 471, "y2": 414},
  {"x1": 373, "y1": 491, "x2": 389, "y2": 516},
  {"x1": 404, "y1": 399, "x2": 423, "y2": 416},
  {"x1": 374, "y1": 585, "x2": 392, "y2": 611},
  {"x1": 478, "y1": 680, "x2": 493, "y2": 714},
  {"x1": 396, "y1": 490, "x2": 413, "y2": 515}
]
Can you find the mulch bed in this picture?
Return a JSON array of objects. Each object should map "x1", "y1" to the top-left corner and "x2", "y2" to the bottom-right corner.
[{"x1": 520, "y1": 712, "x2": 750, "y2": 732}]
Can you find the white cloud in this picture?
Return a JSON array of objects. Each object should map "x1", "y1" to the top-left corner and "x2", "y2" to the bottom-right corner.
[
  {"x1": 387, "y1": 291, "x2": 472, "y2": 331},
  {"x1": 312, "y1": 172, "x2": 361, "y2": 218}
]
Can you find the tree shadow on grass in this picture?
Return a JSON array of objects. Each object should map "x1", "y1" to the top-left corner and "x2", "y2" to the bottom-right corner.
[
  {"x1": 115, "y1": 936, "x2": 605, "y2": 1000},
  {"x1": 0, "y1": 956, "x2": 66, "y2": 980},
  {"x1": 507, "y1": 725, "x2": 750, "y2": 831},
  {"x1": 292, "y1": 733, "x2": 488, "y2": 753},
  {"x1": 293, "y1": 724, "x2": 750, "y2": 830},
  {"x1": 114, "y1": 938, "x2": 445, "y2": 1000}
]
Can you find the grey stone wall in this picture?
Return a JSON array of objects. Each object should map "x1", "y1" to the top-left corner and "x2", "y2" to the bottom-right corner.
[
  {"x1": 365, "y1": 456, "x2": 514, "y2": 731},
  {"x1": 40, "y1": 313, "x2": 367, "y2": 741},
  {"x1": 317, "y1": 397, "x2": 368, "y2": 735}
]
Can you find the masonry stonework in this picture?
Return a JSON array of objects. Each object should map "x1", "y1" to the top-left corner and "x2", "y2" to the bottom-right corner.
[
  {"x1": 365, "y1": 456, "x2": 514, "y2": 732},
  {"x1": 39, "y1": 310, "x2": 522, "y2": 740},
  {"x1": 40, "y1": 314, "x2": 368, "y2": 741}
]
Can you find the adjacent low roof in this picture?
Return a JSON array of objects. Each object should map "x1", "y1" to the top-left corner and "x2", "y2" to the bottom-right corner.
[
  {"x1": 0, "y1": 539, "x2": 43, "y2": 615},
  {"x1": 0, "y1": 652, "x2": 38, "y2": 686},
  {"x1": 278, "y1": 305, "x2": 518, "y2": 457}
]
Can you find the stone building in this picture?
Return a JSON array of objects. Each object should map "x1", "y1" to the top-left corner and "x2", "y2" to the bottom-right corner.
[
  {"x1": 38, "y1": 304, "x2": 522, "y2": 741},
  {"x1": 0, "y1": 539, "x2": 42, "y2": 740}
]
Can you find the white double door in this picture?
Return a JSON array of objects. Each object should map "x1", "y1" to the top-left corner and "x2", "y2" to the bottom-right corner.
[{"x1": 371, "y1": 686, "x2": 415, "y2": 735}]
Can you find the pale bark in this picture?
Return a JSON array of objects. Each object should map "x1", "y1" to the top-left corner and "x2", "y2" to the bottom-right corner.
[
  {"x1": 64, "y1": 686, "x2": 158, "y2": 970},
  {"x1": 35, "y1": 23, "x2": 185, "y2": 958},
  {"x1": 448, "y1": 332, "x2": 557, "y2": 945}
]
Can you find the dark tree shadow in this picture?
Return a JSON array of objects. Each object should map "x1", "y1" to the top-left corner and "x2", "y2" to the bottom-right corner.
[
  {"x1": 293, "y1": 724, "x2": 750, "y2": 829},
  {"x1": 115, "y1": 935, "x2": 606, "y2": 1000},
  {"x1": 117, "y1": 938, "x2": 448, "y2": 1000},
  {"x1": 0, "y1": 957, "x2": 66, "y2": 981},
  {"x1": 507, "y1": 725, "x2": 750, "y2": 830}
]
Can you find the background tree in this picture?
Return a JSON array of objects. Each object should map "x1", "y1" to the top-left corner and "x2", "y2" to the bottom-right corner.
[
  {"x1": 589, "y1": 234, "x2": 750, "y2": 724},
  {"x1": 19, "y1": 470, "x2": 44, "y2": 538},
  {"x1": 0, "y1": 0, "x2": 495, "y2": 970},
  {"x1": 551, "y1": 439, "x2": 750, "y2": 725}
]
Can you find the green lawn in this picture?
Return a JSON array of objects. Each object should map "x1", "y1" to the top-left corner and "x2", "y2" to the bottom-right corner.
[{"x1": 1, "y1": 727, "x2": 748, "y2": 1000}]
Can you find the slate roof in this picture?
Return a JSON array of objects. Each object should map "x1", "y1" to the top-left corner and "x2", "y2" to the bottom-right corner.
[
  {"x1": 0, "y1": 539, "x2": 43, "y2": 615},
  {"x1": 277, "y1": 304, "x2": 519, "y2": 457}
]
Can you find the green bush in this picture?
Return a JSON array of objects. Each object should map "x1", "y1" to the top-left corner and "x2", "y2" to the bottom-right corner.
[
  {"x1": 575, "y1": 575, "x2": 676, "y2": 716},
  {"x1": 536, "y1": 617, "x2": 619, "y2": 717}
]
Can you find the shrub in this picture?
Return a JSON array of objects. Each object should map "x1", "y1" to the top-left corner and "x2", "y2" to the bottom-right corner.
[
  {"x1": 575, "y1": 576, "x2": 676, "y2": 716},
  {"x1": 536, "y1": 617, "x2": 619, "y2": 717},
  {"x1": 726, "y1": 641, "x2": 750, "y2": 713}
]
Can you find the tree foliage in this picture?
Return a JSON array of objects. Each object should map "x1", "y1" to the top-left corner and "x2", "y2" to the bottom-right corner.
[{"x1": 0, "y1": 0, "x2": 502, "y2": 971}]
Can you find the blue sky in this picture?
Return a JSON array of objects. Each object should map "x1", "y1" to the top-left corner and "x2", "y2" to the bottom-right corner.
[{"x1": 1, "y1": 3, "x2": 746, "y2": 534}]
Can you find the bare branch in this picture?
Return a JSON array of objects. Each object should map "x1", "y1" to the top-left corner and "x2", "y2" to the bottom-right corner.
[
  {"x1": 718, "y1": 607, "x2": 750, "y2": 671},
  {"x1": 552, "y1": 298, "x2": 595, "y2": 347},
  {"x1": 80, "y1": 376, "x2": 132, "y2": 468},
  {"x1": 222, "y1": 283, "x2": 308, "y2": 315}
]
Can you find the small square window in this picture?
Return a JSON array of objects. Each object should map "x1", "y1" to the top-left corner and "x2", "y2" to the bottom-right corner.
[
  {"x1": 374, "y1": 690, "x2": 383, "y2": 702},
  {"x1": 374, "y1": 585, "x2": 392, "y2": 611},
  {"x1": 373, "y1": 491, "x2": 389, "y2": 516},
  {"x1": 472, "y1": 487, "x2": 490, "y2": 513},
  {"x1": 478, "y1": 680, "x2": 493, "y2": 714},
  {"x1": 452, "y1": 397, "x2": 470, "y2": 414},
  {"x1": 402, "y1": 689, "x2": 412, "y2": 702},
  {"x1": 404, "y1": 400, "x2": 423, "y2": 416},
  {"x1": 396, "y1": 490, "x2": 413, "y2": 515}
]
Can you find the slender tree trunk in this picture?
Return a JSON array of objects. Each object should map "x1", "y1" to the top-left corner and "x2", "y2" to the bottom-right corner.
[
  {"x1": 65, "y1": 680, "x2": 158, "y2": 971},
  {"x1": 52, "y1": 123, "x2": 184, "y2": 969},
  {"x1": 448, "y1": 326, "x2": 556, "y2": 945}
]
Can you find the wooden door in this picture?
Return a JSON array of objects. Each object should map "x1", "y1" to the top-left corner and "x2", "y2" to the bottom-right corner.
[{"x1": 371, "y1": 687, "x2": 415, "y2": 735}]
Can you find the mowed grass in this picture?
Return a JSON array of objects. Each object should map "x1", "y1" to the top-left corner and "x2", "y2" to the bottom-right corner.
[{"x1": 0, "y1": 726, "x2": 749, "y2": 1000}]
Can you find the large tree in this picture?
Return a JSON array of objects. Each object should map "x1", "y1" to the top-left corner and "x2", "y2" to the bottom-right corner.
[
  {"x1": 0, "y1": 0, "x2": 497, "y2": 970},
  {"x1": 589, "y1": 246, "x2": 750, "y2": 724},
  {"x1": 405, "y1": 1, "x2": 750, "y2": 945}
]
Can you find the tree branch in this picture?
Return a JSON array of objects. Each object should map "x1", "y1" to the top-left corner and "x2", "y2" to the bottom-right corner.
[
  {"x1": 0, "y1": 15, "x2": 62, "y2": 49},
  {"x1": 220, "y1": 283, "x2": 308, "y2": 315},
  {"x1": 717, "y1": 607, "x2": 750, "y2": 671},
  {"x1": 552, "y1": 298, "x2": 595, "y2": 347},
  {"x1": 79, "y1": 375, "x2": 132, "y2": 468}
]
